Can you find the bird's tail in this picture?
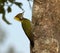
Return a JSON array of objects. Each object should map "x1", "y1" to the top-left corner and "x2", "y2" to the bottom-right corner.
[{"x1": 30, "y1": 40, "x2": 34, "y2": 48}]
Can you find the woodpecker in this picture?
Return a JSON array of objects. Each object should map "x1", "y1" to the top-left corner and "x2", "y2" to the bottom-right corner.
[{"x1": 14, "y1": 13, "x2": 34, "y2": 48}]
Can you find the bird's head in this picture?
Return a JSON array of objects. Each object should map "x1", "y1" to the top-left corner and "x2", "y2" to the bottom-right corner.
[{"x1": 14, "y1": 13, "x2": 23, "y2": 22}]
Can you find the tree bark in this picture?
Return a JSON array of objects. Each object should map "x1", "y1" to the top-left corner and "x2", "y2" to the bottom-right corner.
[{"x1": 31, "y1": 0, "x2": 60, "y2": 53}]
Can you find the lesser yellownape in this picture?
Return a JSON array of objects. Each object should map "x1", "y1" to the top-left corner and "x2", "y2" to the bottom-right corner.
[{"x1": 14, "y1": 13, "x2": 34, "y2": 48}]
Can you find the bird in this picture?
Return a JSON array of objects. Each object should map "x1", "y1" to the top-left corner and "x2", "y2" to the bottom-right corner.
[{"x1": 14, "y1": 13, "x2": 34, "y2": 48}]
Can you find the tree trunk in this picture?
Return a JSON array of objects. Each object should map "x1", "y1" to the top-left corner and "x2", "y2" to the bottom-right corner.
[{"x1": 31, "y1": 0, "x2": 60, "y2": 53}]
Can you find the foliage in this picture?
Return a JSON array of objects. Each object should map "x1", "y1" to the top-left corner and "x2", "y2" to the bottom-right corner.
[
  {"x1": 0, "y1": 0, "x2": 22, "y2": 24},
  {"x1": 0, "y1": 0, "x2": 32, "y2": 25}
]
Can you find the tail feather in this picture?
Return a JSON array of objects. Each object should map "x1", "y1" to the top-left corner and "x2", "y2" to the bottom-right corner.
[{"x1": 30, "y1": 40, "x2": 34, "y2": 48}]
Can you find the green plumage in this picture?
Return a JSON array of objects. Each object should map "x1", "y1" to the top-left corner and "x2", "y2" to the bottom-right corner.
[
  {"x1": 14, "y1": 13, "x2": 34, "y2": 48},
  {"x1": 22, "y1": 18, "x2": 34, "y2": 47}
]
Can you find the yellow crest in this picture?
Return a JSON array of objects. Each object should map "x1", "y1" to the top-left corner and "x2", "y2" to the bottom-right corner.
[{"x1": 14, "y1": 13, "x2": 23, "y2": 21}]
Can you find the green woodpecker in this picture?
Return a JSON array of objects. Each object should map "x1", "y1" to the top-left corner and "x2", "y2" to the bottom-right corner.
[{"x1": 14, "y1": 13, "x2": 34, "y2": 48}]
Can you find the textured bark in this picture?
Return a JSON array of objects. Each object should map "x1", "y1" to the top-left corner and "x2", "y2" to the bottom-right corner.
[{"x1": 31, "y1": 0, "x2": 60, "y2": 53}]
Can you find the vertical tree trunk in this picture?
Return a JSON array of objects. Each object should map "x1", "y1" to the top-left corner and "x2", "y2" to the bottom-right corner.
[{"x1": 31, "y1": 0, "x2": 60, "y2": 53}]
